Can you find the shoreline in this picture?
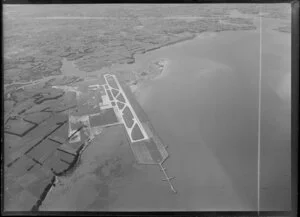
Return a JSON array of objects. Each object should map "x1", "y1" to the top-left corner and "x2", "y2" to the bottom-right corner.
[
  {"x1": 123, "y1": 20, "x2": 290, "y2": 97},
  {"x1": 129, "y1": 58, "x2": 169, "y2": 98},
  {"x1": 33, "y1": 137, "x2": 94, "y2": 211},
  {"x1": 3, "y1": 29, "x2": 251, "y2": 211},
  {"x1": 39, "y1": 125, "x2": 136, "y2": 211},
  {"x1": 137, "y1": 33, "x2": 197, "y2": 57},
  {"x1": 126, "y1": 29, "x2": 260, "y2": 97},
  {"x1": 4, "y1": 28, "x2": 251, "y2": 89},
  {"x1": 4, "y1": 5, "x2": 291, "y2": 210},
  {"x1": 154, "y1": 59, "x2": 170, "y2": 80},
  {"x1": 4, "y1": 27, "x2": 256, "y2": 92}
]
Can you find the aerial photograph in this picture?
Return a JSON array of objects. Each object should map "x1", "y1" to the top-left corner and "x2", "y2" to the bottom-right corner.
[{"x1": 3, "y1": 3, "x2": 291, "y2": 212}]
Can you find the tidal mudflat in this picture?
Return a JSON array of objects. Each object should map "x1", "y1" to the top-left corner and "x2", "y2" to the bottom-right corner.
[{"x1": 4, "y1": 4, "x2": 291, "y2": 211}]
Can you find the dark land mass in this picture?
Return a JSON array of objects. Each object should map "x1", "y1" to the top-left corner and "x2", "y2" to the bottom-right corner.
[
  {"x1": 3, "y1": 4, "x2": 291, "y2": 212},
  {"x1": 3, "y1": 4, "x2": 263, "y2": 84}
]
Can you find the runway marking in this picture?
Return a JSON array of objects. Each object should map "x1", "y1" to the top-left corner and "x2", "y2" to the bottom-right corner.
[
  {"x1": 104, "y1": 74, "x2": 149, "y2": 143},
  {"x1": 104, "y1": 74, "x2": 176, "y2": 193}
]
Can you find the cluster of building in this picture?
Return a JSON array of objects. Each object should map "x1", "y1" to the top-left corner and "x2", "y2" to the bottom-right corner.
[{"x1": 4, "y1": 73, "x2": 172, "y2": 211}]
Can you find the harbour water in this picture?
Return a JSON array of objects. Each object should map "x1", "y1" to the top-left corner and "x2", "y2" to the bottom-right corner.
[{"x1": 109, "y1": 19, "x2": 291, "y2": 211}]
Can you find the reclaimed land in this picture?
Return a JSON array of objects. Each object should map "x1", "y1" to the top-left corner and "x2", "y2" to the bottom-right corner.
[{"x1": 3, "y1": 4, "x2": 291, "y2": 211}]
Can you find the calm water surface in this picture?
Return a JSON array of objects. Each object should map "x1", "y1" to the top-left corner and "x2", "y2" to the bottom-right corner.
[{"x1": 110, "y1": 19, "x2": 291, "y2": 211}]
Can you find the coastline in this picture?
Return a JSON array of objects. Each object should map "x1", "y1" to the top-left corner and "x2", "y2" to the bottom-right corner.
[
  {"x1": 138, "y1": 33, "x2": 197, "y2": 56},
  {"x1": 129, "y1": 58, "x2": 169, "y2": 99},
  {"x1": 40, "y1": 125, "x2": 136, "y2": 211},
  {"x1": 126, "y1": 29, "x2": 258, "y2": 98},
  {"x1": 153, "y1": 59, "x2": 170, "y2": 80},
  {"x1": 37, "y1": 56, "x2": 170, "y2": 210},
  {"x1": 4, "y1": 29, "x2": 242, "y2": 92},
  {"x1": 3, "y1": 4, "x2": 292, "y2": 211}
]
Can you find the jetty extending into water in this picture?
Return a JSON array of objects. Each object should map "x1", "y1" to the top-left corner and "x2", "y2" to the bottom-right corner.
[
  {"x1": 103, "y1": 74, "x2": 177, "y2": 193},
  {"x1": 5, "y1": 72, "x2": 177, "y2": 212}
]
